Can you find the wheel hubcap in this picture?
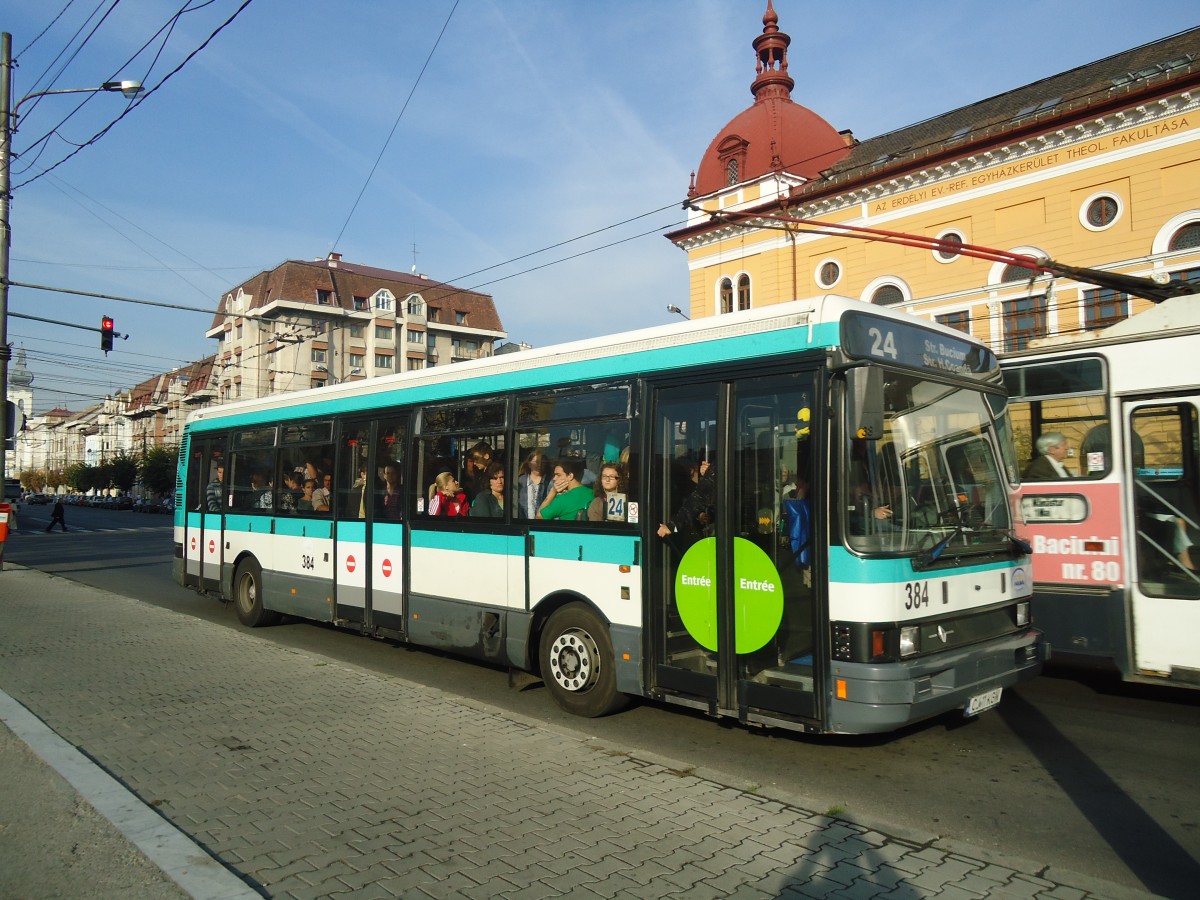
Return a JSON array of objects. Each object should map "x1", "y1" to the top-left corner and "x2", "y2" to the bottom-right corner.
[{"x1": 549, "y1": 628, "x2": 599, "y2": 693}]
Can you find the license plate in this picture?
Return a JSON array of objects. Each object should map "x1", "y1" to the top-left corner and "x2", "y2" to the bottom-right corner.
[{"x1": 964, "y1": 686, "x2": 1003, "y2": 716}]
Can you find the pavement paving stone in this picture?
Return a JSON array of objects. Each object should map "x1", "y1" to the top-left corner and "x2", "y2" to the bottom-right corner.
[{"x1": 0, "y1": 570, "x2": 1158, "y2": 900}]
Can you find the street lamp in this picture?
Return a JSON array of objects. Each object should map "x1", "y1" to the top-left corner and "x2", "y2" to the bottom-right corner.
[
  {"x1": 0, "y1": 31, "x2": 143, "y2": 486},
  {"x1": 666, "y1": 304, "x2": 690, "y2": 320}
]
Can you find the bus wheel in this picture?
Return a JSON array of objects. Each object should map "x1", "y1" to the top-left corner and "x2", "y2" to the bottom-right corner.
[
  {"x1": 540, "y1": 604, "x2": 627, "y2": 718},
  {"x1": 233, "y1": 558, "x2": 279, "y2": 627}
]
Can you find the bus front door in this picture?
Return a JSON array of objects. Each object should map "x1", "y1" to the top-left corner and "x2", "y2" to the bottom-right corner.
[
  {"x1": 649, "y1": 376, "x2": 819, "y2": 725},
  {"x1": 1126, "y1": 398, "x2": 1200, "y2": 683}
]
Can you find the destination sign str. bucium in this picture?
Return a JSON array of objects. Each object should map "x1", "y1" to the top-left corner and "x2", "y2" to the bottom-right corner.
[{"x1": 923, "y1": 339, "x2": 972, "y2": 375}]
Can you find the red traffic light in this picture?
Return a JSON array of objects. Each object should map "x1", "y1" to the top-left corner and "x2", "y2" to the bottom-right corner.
[{"x1": 101, "y1": 315, "x2": 115, "y2": 353}]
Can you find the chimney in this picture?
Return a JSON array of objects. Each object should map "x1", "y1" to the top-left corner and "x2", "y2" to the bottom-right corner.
[{"x1": 327, "y1": 252, "x2": 342, "y2": 268}]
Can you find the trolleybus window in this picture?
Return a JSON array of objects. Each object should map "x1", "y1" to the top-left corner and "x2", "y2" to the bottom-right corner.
[{"x1": 1004, "y1": 357, "x2": 1111, "y2": 477}]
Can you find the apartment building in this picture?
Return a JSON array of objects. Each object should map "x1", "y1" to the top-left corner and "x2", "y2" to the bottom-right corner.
[{"x1": 206, "y1": 254, "x2": 506, "y2": 401}]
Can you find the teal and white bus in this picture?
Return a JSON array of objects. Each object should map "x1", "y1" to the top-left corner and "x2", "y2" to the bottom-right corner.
[{"x1": 175, "y1": 296, "x2": 1044, "y2": 734}]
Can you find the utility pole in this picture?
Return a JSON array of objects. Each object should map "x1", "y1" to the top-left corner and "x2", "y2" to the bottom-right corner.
[{"x1": 1, "y1": 33, "x2": 15, "y2": 487}]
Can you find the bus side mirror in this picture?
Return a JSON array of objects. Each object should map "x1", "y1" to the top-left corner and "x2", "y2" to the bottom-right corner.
[{"x1": 847, "y1": 368, "x2": 885, "y2": 440}]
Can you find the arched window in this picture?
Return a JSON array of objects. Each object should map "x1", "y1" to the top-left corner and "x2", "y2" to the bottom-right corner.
[
  {"x1": 725, "y1": 158, "x2": 739, "y2": 186},
  {"x1": 1000, "y1": 263, "x2": 1034, "y2": 283},
  {"x1": 719, "y1": 278, "x2": 733, "y2": 314},
  {"x1": 737, "y1": 275, "x2": 751, "y2": 310},
  {"x1": 1168, "y1": 222, "x2": 1200, "y2": 251},
  {"x1": 871, "y1": 284, "x2": 904, "y2": 306}
]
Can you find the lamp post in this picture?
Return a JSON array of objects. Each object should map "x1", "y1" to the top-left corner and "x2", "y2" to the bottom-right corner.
[
  {"x1": 0, "y1": 32, "x2": 142, "y2": 487},
  {"x1": 666, "y1": 304, "x2": 690, "y2": 320}
]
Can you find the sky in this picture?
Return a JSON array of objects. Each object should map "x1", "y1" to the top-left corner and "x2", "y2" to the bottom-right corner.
[{"x1": 4, "y1": 0, "x2": 1197, "y2": 414}]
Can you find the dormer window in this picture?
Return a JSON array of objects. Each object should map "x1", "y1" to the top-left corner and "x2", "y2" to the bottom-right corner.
[
  {"x1": 456, "y1": 311, "x2": 468, "y2": 326},
  {"x1": 316, "y1": 289, "x2": 332, "y2": 305},
  {"x1": 717, "y1": 135, "x2": 749, "y2": 189}
]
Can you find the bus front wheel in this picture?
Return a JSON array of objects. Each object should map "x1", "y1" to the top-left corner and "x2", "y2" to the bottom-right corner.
[
  {"x1": 540, "y1": 604, "x2": 627, "y2": 718},
  {"x1": 233, "y1": 558, "x2": 280, "y2": 627}
]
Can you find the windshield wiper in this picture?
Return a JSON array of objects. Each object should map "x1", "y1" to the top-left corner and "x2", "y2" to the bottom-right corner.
[
  {"x1": 913, "y1": 516, "x2": 1031, "y2": 571},
  {"x1": 912, "y1": 521, "x2": 966, "y2": 571}
]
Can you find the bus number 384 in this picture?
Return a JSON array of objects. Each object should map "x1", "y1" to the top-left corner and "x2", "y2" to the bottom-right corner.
[{"x1": 905, "y1": 581, "x2": 929, "y2": 610}]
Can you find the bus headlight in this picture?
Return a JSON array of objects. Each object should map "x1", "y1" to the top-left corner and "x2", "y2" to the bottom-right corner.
[
  {"x1": 1016, "y1": 600, "x2": 1030, "y2": 627},
  {"x1": 900, "y1": 626, "x2": 919, "y2": 657}
]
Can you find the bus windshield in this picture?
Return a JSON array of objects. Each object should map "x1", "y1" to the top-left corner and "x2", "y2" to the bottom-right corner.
[{"x1": 845, "y1": 372, "x2": 1011, "y2": 558}]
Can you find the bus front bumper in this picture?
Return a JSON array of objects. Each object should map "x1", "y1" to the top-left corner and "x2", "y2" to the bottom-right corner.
[{"x1": 826, "y1": 628, "x2": 1047, "y2": 734}]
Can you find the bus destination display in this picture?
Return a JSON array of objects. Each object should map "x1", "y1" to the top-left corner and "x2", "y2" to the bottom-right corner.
[{"x1": 841, "y1": 312, "x2": 999, "y2": 378}]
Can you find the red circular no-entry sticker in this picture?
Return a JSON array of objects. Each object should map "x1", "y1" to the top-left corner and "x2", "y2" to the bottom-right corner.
[
  {"x1": 346, "y1": 555, "x2": 356, "y2": 573},
  {"x1": 381, "y1": 559, "x2": 393, "y2": 577},
  {"x1": 208, "y1": 539, "x2": 216, "y2": 554}
]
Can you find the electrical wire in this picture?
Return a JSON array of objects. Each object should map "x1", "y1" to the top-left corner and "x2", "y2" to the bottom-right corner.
[
  {"x1": 13, "y1": 0, "x2": 257, "y2": 191},
  {"x1": 331, "y1": 0, "x2": 459, "y2": 252}
]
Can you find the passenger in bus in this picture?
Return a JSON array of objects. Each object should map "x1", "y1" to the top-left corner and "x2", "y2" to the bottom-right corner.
[
  {"x1": 783, "y1": 477, "x2": 812, "y2": 568},
  {"x1": 250, "y1": 470, "x2": 273, "y2": 510},
  {"x1": 429, "y1": 472, "x2": 470, "y2": 517},
  {"x1": 658, "y1": 459, "x2": 716, "y2": 543},
  {"x1": 470, "y1": 463, "x2": 507, "y2": 519},
  {"x1": 588, "y1": 463, "x2": 626, "y2": 522},
  {"x1": 296, "y1": 479, "x2": 317, "y2": 511},
  {"x1": 379, "y1": 461, "x2": 403, "y2": 520},
  {"x1": 205, "y1": 464, "x2": 224, "y2": 512},
  {"x1": 517, "y1": 449, "x2": 553, "y2": 519},
  {"x1": 1023, "y1": 432, "x2": 1073, "y2": 481},
  {"x1": 780, "y1": 464, "x2": 798, "y2": 500},
  {"x1": 278, "y1": 471, "x2": 302, "y2": 512},
  {"x1": 464, "y1": 442, "x2": 495, "y2": 497},
  {"x1": 538, "y1": 458, "x2": 594, "y2": 520},
  {"x1": 304, "y1": 462, "x2": 331, "y2": 512}
]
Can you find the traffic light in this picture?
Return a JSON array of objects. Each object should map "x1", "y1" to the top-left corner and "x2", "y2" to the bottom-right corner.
[{"x1": 101, "y1": 315, "x2": 115, "y2": 353}]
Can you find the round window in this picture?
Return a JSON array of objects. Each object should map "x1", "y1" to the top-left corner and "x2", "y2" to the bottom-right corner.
[
  {"x1": 1083, "y1": 194, "x2": 1121, "y2": 230},
  {"x1": 934, "y1": 231, "x2": 964, "y2": 262},
  {"x1": 817, "y1": 260, "x2": 841, "y2": 288}
]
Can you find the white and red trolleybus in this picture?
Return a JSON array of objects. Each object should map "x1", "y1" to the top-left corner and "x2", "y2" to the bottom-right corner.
[{"x1": 1002, "y1": 294, "x2": 1200, "y2": 687}]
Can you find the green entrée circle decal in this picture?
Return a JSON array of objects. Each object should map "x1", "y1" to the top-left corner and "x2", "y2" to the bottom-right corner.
[{"x1": 674, "y1": 537, "x2": 785, "y2": 654}]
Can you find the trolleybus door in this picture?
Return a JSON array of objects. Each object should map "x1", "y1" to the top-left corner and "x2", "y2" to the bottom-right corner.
[
  {"x1": 649, "y1": 375, "x2": 819, "y2": 723},
  {"x1": 1126, "y1": 397, "x2": 1200, "y2": 681}
]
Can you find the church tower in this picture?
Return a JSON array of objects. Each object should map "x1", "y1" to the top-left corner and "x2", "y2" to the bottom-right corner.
[{"x1": 671, "y1": 2, "x2": 851, "y2": 317}]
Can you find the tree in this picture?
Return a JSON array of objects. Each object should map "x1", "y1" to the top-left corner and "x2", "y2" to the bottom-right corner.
[
  {"x1": 109, "y1": 451, "x2": 139, "y2": 493},
  {"x1": 140, "y1": 445, "x2": 179, "y2": 498}
]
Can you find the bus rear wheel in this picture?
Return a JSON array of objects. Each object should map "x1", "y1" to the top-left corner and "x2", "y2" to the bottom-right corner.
[
  {"x1": 233, "y1": 558, "x2": 280, "y2": 627},
  {"x1": 540, "y1": 604, "x2": 627, "y2": 718}
]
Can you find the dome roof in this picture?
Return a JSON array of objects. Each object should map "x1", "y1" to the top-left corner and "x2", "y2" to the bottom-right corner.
[{"x1": 691, "y1": 2, "x2": 849, "y2": 197}]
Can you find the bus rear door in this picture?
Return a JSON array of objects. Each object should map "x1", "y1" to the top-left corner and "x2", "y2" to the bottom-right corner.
[{"x1": 185, "y1": 438, "x2": 225, "y2": 593}]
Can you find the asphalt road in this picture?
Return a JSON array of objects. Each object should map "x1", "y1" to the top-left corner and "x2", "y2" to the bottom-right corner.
[{"x1": 6, "y1": 502, "x2": 1200, "y2": 897}]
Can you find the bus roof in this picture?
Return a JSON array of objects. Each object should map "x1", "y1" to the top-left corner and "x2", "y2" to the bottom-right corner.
[{"x1": 186, "y1": 294, "x2": 988, "y2": 431}]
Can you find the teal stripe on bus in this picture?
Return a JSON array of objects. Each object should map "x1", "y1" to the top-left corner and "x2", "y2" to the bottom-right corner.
[
  {"x1": 188, "y1": 323, "x2": 840, "y2": 432},
  {"x1": 237, "y1": 515, "x2": 332, "y2": 538},
  {"x1": 828, "y1": 546, "x2": 1018, "y2": 582},
  {"x1": 531, "y1": 530, "x2": 640, "y2": 566},
  {"x1": 411, "y1": 529, "x2": 520, "y2": 556},
  {"x1": 337, "y1": 521, "x2": 366, "y2": 542}
]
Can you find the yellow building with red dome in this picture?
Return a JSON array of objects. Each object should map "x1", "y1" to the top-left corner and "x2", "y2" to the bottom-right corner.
[{"x1": 668, "y1": 2, "x2": 1200, "y2": 350}]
